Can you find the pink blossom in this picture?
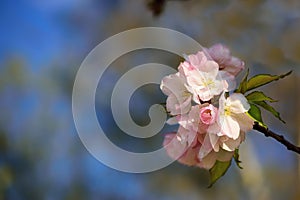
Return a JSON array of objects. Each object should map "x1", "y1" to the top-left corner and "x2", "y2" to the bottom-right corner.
[
  {"x1": 160, "y1": 72, "x2": 192, "y2": 115},
  {"x1": 217, "y1": 92, "x2": 254, "y2": 140},
  {"x1": 197, "y1": 121, "x2": 244, "y2": 158},
  {"x1": 163, "y1": 127, "x2": 198, "y2": 166},
  {"x1": 163, "y1": 127, "x2": 234, "y2": 169},
  {"x1": 177, "y1": 104, "x2": 213, "y2": 134},
  {"x1": 207, "y1": 129, "x2": 245, "y2": 152},
  {"x1": 164, "y1": 103, "x2": 237, "y2": 168},
  {"x1": 178, "y1": 52, "x2": 226, "y2": 102},
  {"x1": 199, "y1": 104, "x2": 218, "y2": 125},
  {"x1": 208, "y1": 44, "x2": 245, "y2": 76},
  {"x1": 160, "y1": 48, "x2": 254, "y2": 170}
]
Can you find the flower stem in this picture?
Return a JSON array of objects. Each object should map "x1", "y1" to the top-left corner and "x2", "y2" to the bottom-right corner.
[{"x1": 253, "y1": 122, "x2": 300, "y2": 154}]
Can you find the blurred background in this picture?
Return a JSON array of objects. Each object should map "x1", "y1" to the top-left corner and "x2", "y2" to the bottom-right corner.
[{"x1": 1, "y1": 0, "x2": 300, "y2": 199}]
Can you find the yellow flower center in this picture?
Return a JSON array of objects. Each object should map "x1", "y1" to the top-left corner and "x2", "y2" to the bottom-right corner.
[
  {"x1": 224, "y1": 106, "x2": 231, "y2": 116},
  {"x1": 203, "y1": 78, "x2": 215, "y2": 88}
]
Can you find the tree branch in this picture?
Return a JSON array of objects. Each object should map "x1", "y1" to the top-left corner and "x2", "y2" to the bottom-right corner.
[{"x1": 253, "y1": 122, "x2": 300, "y2": 154}]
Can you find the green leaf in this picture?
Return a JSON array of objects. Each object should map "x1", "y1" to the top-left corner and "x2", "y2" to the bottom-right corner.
[
  {"x1": 236, "y1": 68, "x2": 249, "y2": 94},
  {"x1": 247, "y1": 103, "x2": 266, "y2": 127},
  {"x1": 208, "y1": 160, "x2": 231, "y2": 188},
  {"x1": 246, "y1": 91, "x2": 277, "y2": 102},
  {"x1": 253, "y1": 101, "x2": 285, "y2": 123},
  {"x1": 246, "y1": 71, "x2": 292, "y2": 92},
  {"x1": 233, "y1": 149, "x2": 243, "y2": 169}
]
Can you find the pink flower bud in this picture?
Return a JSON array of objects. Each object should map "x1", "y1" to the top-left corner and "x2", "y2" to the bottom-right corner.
[{"x1": 199, "y1": 104, "x2": 218, "y2": 125}]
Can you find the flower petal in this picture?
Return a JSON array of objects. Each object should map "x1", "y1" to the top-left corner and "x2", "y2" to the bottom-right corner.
[
  {"x1": 163, "y1": 133, "x2": 187, "y2": 160},
  {"x1": 187, "y1": 51, "x2": 207, "y2": 69},
  {"x1": 218, "y1": 71, "x2": 236, "y2": 92},
  {"x1": 197, "y1": 151, "x2": 217, "y2": 169},
  {"x1": 163, "y1": 133, "x2": 199, "y2": 166},
  {"x1": 224, "y1": 57, "x2": 245, "y2": 76},
  {"x1": 207, "y1": 43, "x2": 244, "y2": 76},
  {"x1": 198, "y1": 134, "x2": 213, "y2": 159},
  {"x1": 219, "y1": 115, "x2": 240, "y2": 140},
  {"x1": 178, "y1": 146, "x2": 200, "y2": 166},
  {"x1": 233, "y1": 113, "x2": 254, "y2": 132},
  {"x1": 160, "y1": 73, "x2": 183, "y2": 95},
  {"x1": 208, "y1": 44, "x2": 231, "y2": 68},
  {"x1": 209, "y1": 132, "x2": 220, "y2": 152},
  {"x1": 227, "y1": 93, "x2": 250, "y2": 114},
  {"x1": 166, "y1": 116, "x2": 178, "y2": 125},
  {"x1": 220, "y1": 136, "x2": 241, "y2": 151}
]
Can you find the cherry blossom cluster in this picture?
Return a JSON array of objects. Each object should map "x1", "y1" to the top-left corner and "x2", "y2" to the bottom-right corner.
[{"x1": 160, "y1": 44, "x2": 254, "y2": 169}]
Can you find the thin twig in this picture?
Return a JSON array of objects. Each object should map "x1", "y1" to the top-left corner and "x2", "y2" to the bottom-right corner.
[{"x1": 253, "y1": 122, "x2": 300, "y2": 154}]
